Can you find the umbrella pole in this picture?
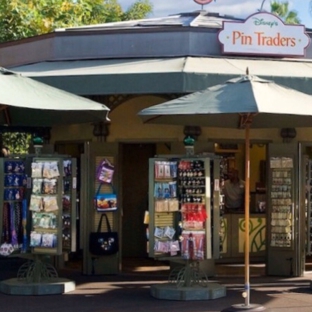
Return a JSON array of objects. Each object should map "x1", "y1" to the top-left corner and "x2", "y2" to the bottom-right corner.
[
  {"x1": 225, "y1": 117, "x2": 265, "y2": 311},
  {"x1": 244, "y1": 122, "x2": 251, "y2": 306}
]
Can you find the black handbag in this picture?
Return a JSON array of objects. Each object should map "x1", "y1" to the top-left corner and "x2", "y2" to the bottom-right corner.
[{"x1": 89, "y1": 214, "x2": 119, "y2": 256}]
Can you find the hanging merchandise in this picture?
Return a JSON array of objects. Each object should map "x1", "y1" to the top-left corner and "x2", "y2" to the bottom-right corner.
[
  {"x1": 148, "y1": 156, "x2": 222, "y2": 261},
  {"x1": 96, "y1": 158, "x2": 115, "y2": 184},
  {"x1": 180, "y1": 230, "x2": 205, "y2": 260},
  {"x1": 0, "y1": 242, "x2": 14, "y2": 256},
  {"x1": 27, "y1": 157, "x2": 77, "y2": 255},
  {"x1": 0, "y1": 158, "x2": 27, "y2": 255},
  {"x1": 94, "y1": 158, "x2": 117, "y2": 212},
  {"x1": 89, "y1": 213, "x2": 119, "y2": 256},
  {"x1": 0, "y1": 156, "x2": 77, "y2": 258},
  {"x1": 94, "y1": 183, "x2": 117, "y2": 212}
]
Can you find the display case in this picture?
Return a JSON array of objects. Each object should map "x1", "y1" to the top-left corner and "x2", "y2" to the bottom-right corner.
[
  {"x1": 268, "y1": 156, "x2": 294, "y2": 249},
  {"x1": 61, "y1": 158, "x2": 77, "y2": 253},
  {"x1": 149, "y1": 158, "x2": 180, "y2": 258},
  {"x1": 0, "y1": 157, "x2": 27, "y2": 254},
  {"x1": 266, "y1": 143, "x2": 303, "y2": 277},
  {"x1": 29, "y1": 157, "x2": 77, "y2": 255},
  {"x1": 148, "y1": 156, "x2": 221, "y2": 261},
  {"x1": 306, "y1": 159, "x2": 312, "y2": 255},
  {"x1": 0, "y1": 155, "x2": 77, "y2": 257}
]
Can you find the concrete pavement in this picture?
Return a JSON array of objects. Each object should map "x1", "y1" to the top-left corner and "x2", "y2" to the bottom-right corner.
[{"x1": 1, "y1": 257, "x2": 312, "y2": 312}]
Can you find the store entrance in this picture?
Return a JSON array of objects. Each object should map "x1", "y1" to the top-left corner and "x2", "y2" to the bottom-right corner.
[{"x1": 120, "y1": 143, "x2": 156, "y2": 258}]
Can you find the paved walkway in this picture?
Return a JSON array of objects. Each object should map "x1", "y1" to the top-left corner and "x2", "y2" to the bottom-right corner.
[{"x1": 1, "y1": 257, "x2": 312, "y2": 312}]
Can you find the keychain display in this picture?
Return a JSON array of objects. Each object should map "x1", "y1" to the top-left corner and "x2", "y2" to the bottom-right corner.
[
  {"x1": 1, "y1": 159, "x2": 26, "y2": 255},
  {"x1": 180, "y1": 231, "x2": 205, "y2": 260},
  {"x1": 154, "y1": 161, "x2": 177, "y2": 179},
  {"x1": 269, "y1": 158, "x2": 293, "y2": 248},
  {"x1": 178, "y1": 160, "x2": 208, "y2": 258},
  {"x1": 150, "y1": 158, "x2": 211, "y2": 259},
  {"x1": 1, "y1": 157, "x2": 76, "y2": 257}
]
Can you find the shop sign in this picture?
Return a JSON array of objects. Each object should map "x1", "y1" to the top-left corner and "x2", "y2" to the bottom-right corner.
[
  {"x1": 218, "y1": 12, "x2": 310, "y2": 57},
  {"x1": 193, "y1": 0, "x2": 214, "y2": 4}
]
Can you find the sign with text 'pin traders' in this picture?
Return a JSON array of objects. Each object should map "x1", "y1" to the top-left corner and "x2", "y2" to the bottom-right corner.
[
  {"x1": 194, "y1": 0, "x2": 214, "y2": 4},
  {"x1": 218, "y1": 12, "x2": 310, "y2": 57}
]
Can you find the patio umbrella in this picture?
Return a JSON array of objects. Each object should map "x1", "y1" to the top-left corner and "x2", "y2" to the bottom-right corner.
[
  {"x1": 138, "y1": 73, "x2": 312, "y2": 311},
  {"x1": 0, "y1": 67, "x2": 109, "y2": 127}
]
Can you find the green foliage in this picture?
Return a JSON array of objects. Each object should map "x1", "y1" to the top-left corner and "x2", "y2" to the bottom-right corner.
[
  {"x1": 0, "y1": 0, "x2": 152, "y2": 150},
  {"x1": 2, "y1": 132, "x2": 31, "y2": 154},
  {"x1": 122, "y1": 0, "x2": 153, "y2": 20},
  {"x1": 270, "y1": 1, "x2": 300, "y2": 24},
  {"x1": 0, "y1": 0, "x2": 153, "y2": 42}
]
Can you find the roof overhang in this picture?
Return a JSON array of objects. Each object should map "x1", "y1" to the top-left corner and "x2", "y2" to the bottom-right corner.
[{"x1": 10, "y1": 56, "x2": 312, "y2": 95}]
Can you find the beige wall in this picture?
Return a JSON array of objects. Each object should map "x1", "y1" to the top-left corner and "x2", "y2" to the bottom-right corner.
[
  {"x1": 50, "y1": 94, "x2": 311, "y2": 198},
  {"x1": 51, "y1": 95, "x2": 296, "y2": 144}
]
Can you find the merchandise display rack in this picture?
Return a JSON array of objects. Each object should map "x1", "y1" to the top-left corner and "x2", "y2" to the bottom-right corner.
[
  {"x1": 269, "y1": 156, "x2": 294, "y2": 249},
  {"x1": 0, "y1": 155, "x2": 77, "y2": 295},
  {"x1": 148, "y1": 156, "x2": 226, "y2": 301},
  {"x1": 306, "y1": 159, "x2": 312, "y2": 255}
]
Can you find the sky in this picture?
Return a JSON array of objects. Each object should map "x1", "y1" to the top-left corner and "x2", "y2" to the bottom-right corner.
[{"x1": 118, "y1": 0, "x2": 312, "y2": 28}]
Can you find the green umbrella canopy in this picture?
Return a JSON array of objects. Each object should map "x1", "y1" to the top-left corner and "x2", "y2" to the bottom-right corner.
[
  {"x1": 138, "y1": 73, "x2": 312, "y2": 309},
  {"x1": 139, "y1": 74, "x2": 312, "y2": 129},
  {"x1": 0, "y1": 67, "x2": 110, "y2": 127}
]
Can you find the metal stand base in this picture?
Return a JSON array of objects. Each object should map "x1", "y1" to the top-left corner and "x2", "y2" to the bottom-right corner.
[
  {"x1": 151, "y1": 261, "x2": 226, "y2": 301},
  {"x1": 0, "y1": 256, "x2": 76, "y2": 295},
  {"x1": 17, "y1": 258, "x2": 58, "y2": 283},
  {"x1": 0, "y1": 277, "x2": 75, "y2": 295},
  {"x1": 151, "y1": 282, "x2": 226, "y2": 300},
  {"x1": 222, "y1": 303, "x2": 266, "y2": 311}
]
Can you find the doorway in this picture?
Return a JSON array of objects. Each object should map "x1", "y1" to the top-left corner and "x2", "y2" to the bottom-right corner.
[{"x1": 121, "y1": 143, "x2": 156, "y2": 258}]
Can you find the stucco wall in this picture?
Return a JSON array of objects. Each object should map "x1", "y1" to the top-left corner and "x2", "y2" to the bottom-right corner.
[{"x1": 51, "y1": 95, "x2": 292, "y2": 144}]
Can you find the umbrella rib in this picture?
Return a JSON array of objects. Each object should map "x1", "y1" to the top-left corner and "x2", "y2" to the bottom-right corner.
[
  {"x1": 142, "y1": 115, "x2": 161, "y2": 124},
  {"x1": 239, "y1": 113, "x2": 255, "y2": 129},
  {"x1": 0, "y1": 105, "x2": 11, "y2": 125}
]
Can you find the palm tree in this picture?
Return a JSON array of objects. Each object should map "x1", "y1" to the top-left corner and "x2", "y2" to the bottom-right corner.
[{"x1": 270, "y1": 1, "x2": 300, "y2": 24}]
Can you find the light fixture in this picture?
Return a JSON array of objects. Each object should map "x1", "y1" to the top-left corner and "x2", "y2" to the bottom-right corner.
[
  {"x1": 183, "y1": 125, "x2": 202, "y2": 140},
  {"x1": 32, "y1": 135, "x2": 44, "y2": 155},
  {"x1": 280, "y1": 128, "x2": 296, "y2": 143},
  {"x1": 93, "y1": 122, "x2": 110, "y2": 142},
  {"x1": 183, "y1": 126, "x2": 200, "y2": 156}
]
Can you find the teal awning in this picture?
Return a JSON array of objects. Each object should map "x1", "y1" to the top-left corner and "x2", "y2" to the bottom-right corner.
[{"x1": 10, "y1": 57, "x2": 312, "y2": 96}]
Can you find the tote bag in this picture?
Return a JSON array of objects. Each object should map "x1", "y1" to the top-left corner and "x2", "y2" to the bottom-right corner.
[{"x1": 89, "y1": 214, "x2": 119, "y2": 256}]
